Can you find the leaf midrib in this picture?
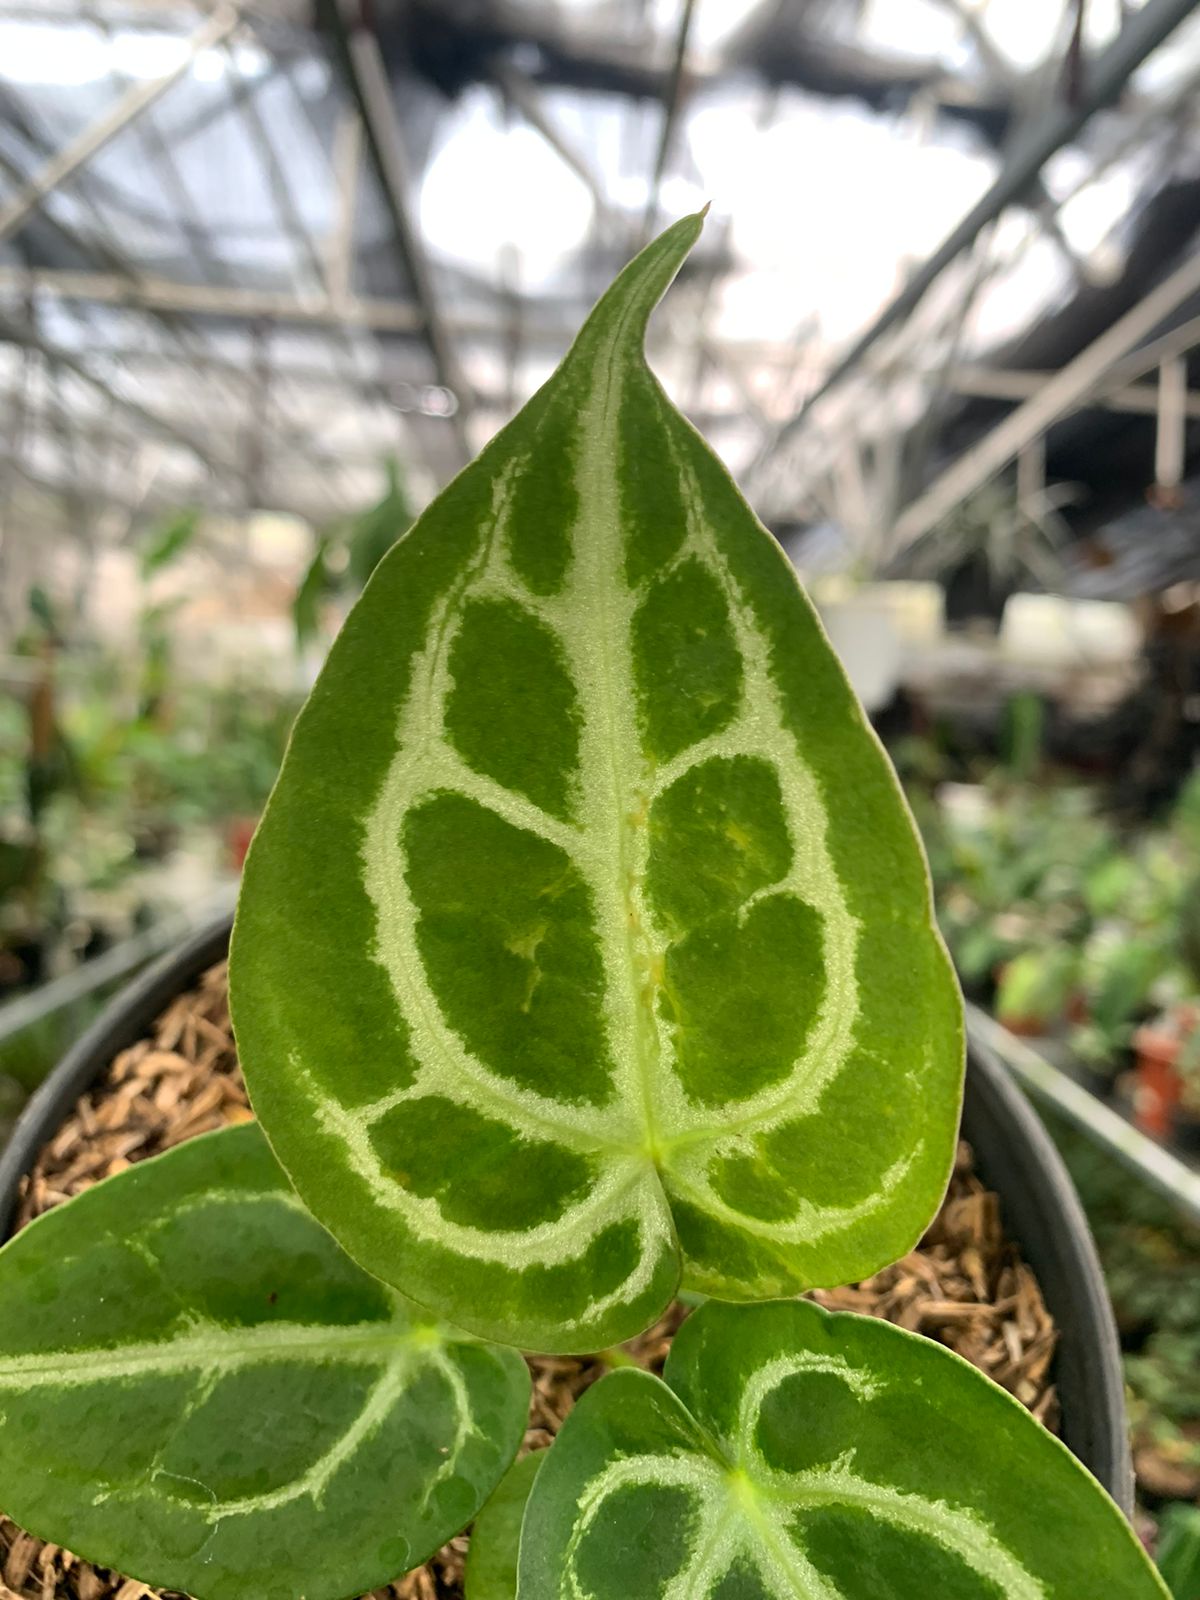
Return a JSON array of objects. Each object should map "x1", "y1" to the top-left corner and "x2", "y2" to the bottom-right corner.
[
  {"x1": 574, "y1": 306, "x2": 666, "y2": 1169},
  {"x1": 0, "y1": 1314, "x2": 430, "y2": 1388}
]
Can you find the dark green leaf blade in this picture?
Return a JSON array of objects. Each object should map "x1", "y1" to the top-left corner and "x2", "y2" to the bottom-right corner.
[
  {"x1": 465, "y1": 1451, "x2": 545, "y2": 1600},
  {"x1": 519, "y1": 1299, "x2": 1167, "y2": 1599},
  {"x1": 231, "y1": 212, "x2": 962, "y2": 1353},
  {"x1": 0, "y1": 1124, "x2": 529, "y2": 1600}
]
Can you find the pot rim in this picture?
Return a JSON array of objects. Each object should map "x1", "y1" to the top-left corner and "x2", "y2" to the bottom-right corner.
[
  {"x1": 962, "y1": 1022, "x2": 1132, "y2": 1513},
  {"x1": 0, "y1": 911, "x2": 1132, "y2": 1518},
  {"x1": 0, "y1": 912, "x2": 235, "y2": 1239}
]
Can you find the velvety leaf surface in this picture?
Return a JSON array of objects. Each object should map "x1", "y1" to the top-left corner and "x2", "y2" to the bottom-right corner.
[
  {"x1": 0, "y1": 1125, "x2": 529, "y2": 1600},
  {"x1": 465, "y1": 1451, "x2": 545, "y2": 1600},
  {"x1": 230, "y1": 212, "x2": 963, "y2": 1353},
  {"x1": 518, "y1": 1299, "x2": 1167, "y2": 1600}
]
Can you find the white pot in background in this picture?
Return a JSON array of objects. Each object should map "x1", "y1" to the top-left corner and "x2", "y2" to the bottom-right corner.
[{"x1": 816, "y1": 594, "x2": 904, "y2": 714}]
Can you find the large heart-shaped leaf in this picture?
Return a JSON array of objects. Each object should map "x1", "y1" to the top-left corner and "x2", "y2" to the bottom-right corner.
[
  {"x1": 0, "y1": 1124, "x2": 529, "y2": 1600},
  {"x1": 230, "y1": 212, "x2": 963, "y2": 1353},
  {"x1": 518, "y1": 1298, "x2": 1167, "y2": 1599}
]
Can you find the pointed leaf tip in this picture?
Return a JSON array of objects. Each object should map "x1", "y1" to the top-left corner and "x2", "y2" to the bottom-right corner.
[{"x1": 568, "y1": 211, "x2": 706, "y2": 364}]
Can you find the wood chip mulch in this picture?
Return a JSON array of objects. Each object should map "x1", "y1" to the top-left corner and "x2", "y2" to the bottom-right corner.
[{"x1": 1, "y1": 962, "x2": 1059, "y2": 1600}]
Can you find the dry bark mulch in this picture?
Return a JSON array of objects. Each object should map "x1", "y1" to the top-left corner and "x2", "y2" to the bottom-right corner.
[{"x1": 2, "y1": 962, "x2": 1059, "y2": 1600}]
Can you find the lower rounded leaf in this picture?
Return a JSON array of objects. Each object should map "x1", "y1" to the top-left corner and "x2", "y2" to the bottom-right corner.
[
  {"x1": 518, "y1": 1298, "x2": 1166, "y2": 1599},
  {"x1": 0, "y1": 1124, "x2": 530, "y2": 1600}
]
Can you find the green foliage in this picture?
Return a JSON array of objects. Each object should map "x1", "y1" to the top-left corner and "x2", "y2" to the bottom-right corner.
[
  {"x1": 1158, "y1": 1504, "x2": 1200, "y2": 1599},
  {"x1": 1050, "y1": 1116, "x2": 1200, "y2": 1495},
  {"x1": 1172, "y1": 769, "x2": 1200, "y2": 856},
  {"x1": 465, "y1": 1452, "x2": 544, "y2": 1600},
  {"x1": 346, "y1": 456, "x2": 413, "y2": 589},
  {"x1": 0, "y1": 1125, "x2": 529, "y2": 1600},
  {"x1": 999, "y1": 691, "x2": 1045, "y2": 782},
  {"x1": 292, "y1": 535, "x2": 333, "y2": 649},
  {"x1": 26, "y1": 583, "x2": 61, "y2": 642},
  {"x1": 1069, "y1": 927, "x2": 1168, "y2": 1070},
  {"x1": 995, "y1": 945, "x2": 1078, "y2": 1029},
  {"x1": 1179, "y1": 874, "x2": 1200, "y2": 990},
  {"x1": 917, "y1": 771, "x2": 1200, "y2": 1498},
  {"x1": 292, "y1": 457, "x2": 414, "y2": 648},
  {"x1": 920, "y1": 778, "x2": 1200, "y2": 1066},
  {"x1": 517, "y1": 1299, "x2": 1165, "y2": 1598},
  {"x1": 232, "y1": 212, "x2": 962, "y2": 1353},
  {"x1": 1, "y1": 511, "x2": 299, "y2": 1032},
  {"x1": 101, "y1": 680, "x2": 298, "y2": 828},
  {"x1": 140, "y1": 508, "x2": 200, "y2": 578},
  {"x1": 0, "y1": 666, "x2": 297, "y2": 957},
  {"x1": 926, "y1": 783, "x2": 1115, "y2": 988}
]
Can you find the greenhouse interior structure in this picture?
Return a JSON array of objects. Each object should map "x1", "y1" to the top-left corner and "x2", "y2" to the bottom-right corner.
[{"x1": 3, "y1": 0, "x2": 1200, "y2": 1596}]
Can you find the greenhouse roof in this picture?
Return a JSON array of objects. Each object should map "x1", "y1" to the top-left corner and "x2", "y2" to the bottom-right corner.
[{"x1": 1, "y1": 0, "x2": 1200, "y2": 609}]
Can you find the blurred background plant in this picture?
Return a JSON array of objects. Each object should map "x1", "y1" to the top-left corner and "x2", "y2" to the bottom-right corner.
[
  {"x1": 1053, "y1": 1118, "x2": 1200, "y2": 1514},
  {"x1": 916, "y1": 760, "x2": 1200, "y2": 1084},
  {"x1": 909, "y1": 747, "x2": 1200, "y2": 1584},
  {"x1": 1159, "y1": 1503, "x2": 1200, "y2": 1599},
  {"x1": 0, "y1": 466, "x2": 419, "y2": 1108},
  {"x1": 292, "y1": 458, "x2": 413, "y2": 651},
  {"x1": 0, "y1": 506, "x2": 320, "y2": 1101}
]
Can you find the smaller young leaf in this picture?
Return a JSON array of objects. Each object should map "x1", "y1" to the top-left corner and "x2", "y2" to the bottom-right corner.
[
  {"x1": 465, "y1": 1451, "x2": 545, "y2": 1600},
  {"x1": 0, "y1": 1124, "x2": 530, "y2": 1600},
  {"x1": 518, "y1": 1298, "x2": 1167, "y2": 1600}
]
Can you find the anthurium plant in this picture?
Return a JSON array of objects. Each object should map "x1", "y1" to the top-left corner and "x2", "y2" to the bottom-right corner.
[{"x1": 0, "y1": 215, "x2": 1166, "y2": 1600}]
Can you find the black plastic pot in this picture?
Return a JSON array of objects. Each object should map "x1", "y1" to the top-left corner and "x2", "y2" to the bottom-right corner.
[
  {"x1": 961, "y1": 1028, "x2": 1131, "y2": 1514},
  {"x1": 0, "y1": 915, "x2": 235, "y2": 1241},
  {"x1": 0, "y1": 913, "x2": 1132, "y2": 1518}
]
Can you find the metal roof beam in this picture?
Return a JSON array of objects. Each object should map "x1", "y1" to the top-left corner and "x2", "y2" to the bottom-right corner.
[
  {"x1": 490, "y1": 60, "x2": 608, "y2": 215},
  {"x1": 753, "y1": 0, "x2": 1200, "y2": 473},
  {"x1": 80, "y1": 9, "x2": 364, "y2": 507},
  {"x1": 0, "y1": 306, "x2": 235, "y2": 487},
  {"x1": 325, "y1": 0, "x2": 473, "y2": 465},
  {"x1": 0, "y1": 4, "x2": 239, "y2": 246},
  {"x1": 326, "y1": 107, "x2": 363, "y2": 305},
  {"x1": 642, "y1": 0, "x2": 697, "y2": 244},
  {"x1": 225, "y1": 26, "x2": 427, "y2": 472},
  {"x1": 409, "y1": 0, "x2": 1011, "y2": 134},
  {"x1": 889, "y1": 245, "x2": 1200, "y2": 557},
  {"x1": 0, "y1": 74, "x2": 319, "y2": 484},
  {"x1": 10, "y1": 265, "x2": 1200, "y2": 416},
  {"x1": 950, "y1": 363, "x2": 1200, "y2": 417},
  {"x1": 0, "y1": 265, "x2": 427, "y2": 331}
]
